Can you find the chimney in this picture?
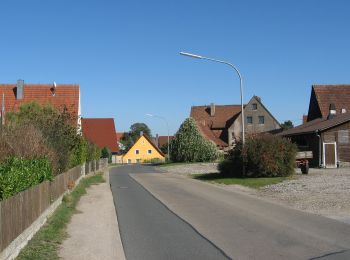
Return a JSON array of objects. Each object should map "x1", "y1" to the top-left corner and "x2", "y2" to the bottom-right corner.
[
  {"x1": 210, "y1": 103, "x2": 215, "y2": 117},
  {"x1": 327, "y1": 103, "x2": 336, "y2": 120},
  {"x1": 16, "y1": 79, "x2": 24, "y2": 99},
  {"x1": 302, "y1": 114, "x2": 308, "y2": 124}
]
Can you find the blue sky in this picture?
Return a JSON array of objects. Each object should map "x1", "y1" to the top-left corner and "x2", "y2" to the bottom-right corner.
[{"x1": 1, "y1": 1, "x2": 349, "y2": 135}]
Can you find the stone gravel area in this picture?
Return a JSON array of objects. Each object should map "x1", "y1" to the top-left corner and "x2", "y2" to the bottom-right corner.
[
  {"x1": 159, "y1": 163, "x2": 219, "y2": 175},
  {"x1": 159, "y1": 164, "x2": 350, "y2": 223},
  {"x1": 259, "y1": 168, "x2": 350, "y2": 223}
]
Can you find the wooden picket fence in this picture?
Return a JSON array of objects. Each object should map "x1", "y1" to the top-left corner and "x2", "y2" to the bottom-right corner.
[{"x1": 0, "y1": 159, "x2": 107, "y2": 253}]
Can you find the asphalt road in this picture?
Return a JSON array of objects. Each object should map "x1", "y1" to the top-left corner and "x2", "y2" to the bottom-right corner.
[
  {"x1": 109, "y1": 165, "x2": 229, "y2": 260},
  {"x1": 131, "y1": 167, "x2": 350, "y2": 260}
]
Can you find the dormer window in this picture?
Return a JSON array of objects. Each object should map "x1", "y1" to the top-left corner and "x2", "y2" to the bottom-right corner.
[{"x1": 252, "y1": 103, "x2": 257, "y2": 110}]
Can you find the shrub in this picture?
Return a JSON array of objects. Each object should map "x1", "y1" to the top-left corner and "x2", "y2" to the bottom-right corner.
[
  {"x1": 101, "y1": 147, "x2": 112, "y2": 163},
  {"x1": 143, "y1": 158, "x2": 165, "y2": 164},
  {"x1": 0, "y1": 157, "x2": 52, "y2": 200},
  {"x1": 69, "y1": 136, "x2": 88, "y2": 168},
  {"x1": 0, "y1": 124, "x2": 59, "y2": 174},
  {"x1": 170, "y1": 118, "x2": 219, "y2": 162},
  {"x1": 219, "y1": 135, "x2": 297, "y2": 178},
  {"x1": 6, "y1": 102, "x2": 83, "y2": 174},
  {"x1": 86, "y1": 142, "x2": 101, "y2": 162}
]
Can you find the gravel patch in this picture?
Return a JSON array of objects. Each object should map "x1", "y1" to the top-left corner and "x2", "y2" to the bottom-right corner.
[
  {"x1": 259, "y1": 168, "x2": 350, "y2": 222},
  {"x1": 160, "y1": 164, "x2": 350, "y2": 223},
  {"x1": 160, "y1": 163, "x2": 219, "y2": 176}
]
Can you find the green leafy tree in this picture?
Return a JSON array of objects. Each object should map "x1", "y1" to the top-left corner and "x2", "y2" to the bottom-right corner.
[
  {"x1": 170, "y1": 118, "x2": 218, "y2": 162},
  {"x1": 281, "y1": 120, "x2": 294, "y2": 130},
  {"x1": 120, "y1": 122, "x2": 152, "y2": 152},
  {"x1": 160, "y1": 143, "x2": 168, "y2": 155}
]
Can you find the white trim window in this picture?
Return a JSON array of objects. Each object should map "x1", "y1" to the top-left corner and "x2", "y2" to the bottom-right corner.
[
  {"x1": 135, "y1": 149, "x2": 140, "y2": 155},
  {"x1": 147, "y1": 149, "x2": 152, "y2": 154}
]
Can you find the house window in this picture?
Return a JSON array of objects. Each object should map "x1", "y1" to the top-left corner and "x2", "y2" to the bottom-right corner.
[
  {"x1": 147, "y1": 149, "x2": 152, "y2": 154},
  {"x1": 252, "y1": 103, "x2": 257, "y2": 110},
  {"x1": 135, "y1": 150, "x2": 140, "y2": 155},
  {"x1": 338, "y1": 130, "x2": 349, "y2": 144},
  {"x1": 136, "y1": 159, "x2": 141, "y2": 163},
  {"x1": 247, "y1": 116, "x2": 253, "y2": 124},
  {"x1": 127, "y1": 159, "x2": 131, "y2": 164},
  {"x1": 258, "y1": 116, "x2": 265, "y2": 124}
]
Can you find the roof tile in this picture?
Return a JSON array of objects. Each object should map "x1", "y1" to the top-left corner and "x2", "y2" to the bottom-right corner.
[{"x1": 82, "y1": 118, "x2": 119, "y2": 153}]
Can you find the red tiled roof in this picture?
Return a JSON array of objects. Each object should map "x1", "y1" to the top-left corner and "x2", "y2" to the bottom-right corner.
[
  {"x1": 0, "y1": 83, "x2": 80, "y2": 117},
  {"x1": 116, "y1": 132, "x2": 125, "y2": 142},
  {"x1": 190, "y1": 105, "x2": 242, "y2": 147},
  {"x1": 309, "y1": 85, "x2": 350, "y2": 120},
  {"x1": 82, "y1": 118, "x2": 119, "y2": 153},
  {"x1": 158, "y1": 136, "x2": 174, "y2": 148},
  {"x1": 280, "y1": 113, "x2": 350, "y2": 136}
]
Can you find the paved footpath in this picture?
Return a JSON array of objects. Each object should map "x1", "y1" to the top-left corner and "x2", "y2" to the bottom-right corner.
[
  {"x1": 129, "y1": 165, "x2": 350, "y2": 260},
  {"x1": 60, "y1": 171, "x2": 125, "y2": 260},
  {"x1": 109, "y1": 165, "x2": 229, "y2": 260}
]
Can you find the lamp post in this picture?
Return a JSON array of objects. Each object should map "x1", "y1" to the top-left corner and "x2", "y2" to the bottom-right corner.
[
  {"x1": 179, "y1": 52, "x2": 245, "y2": 144},
  {"x1": 145, "y1": 113, "x2": 170, "y2": 160}
]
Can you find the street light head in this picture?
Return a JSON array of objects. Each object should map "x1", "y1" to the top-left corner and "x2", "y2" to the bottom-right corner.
[
  {"x1": 145, "y1": 113, "x2": 153, "y2": 117},
  {"x1": 179, "y1": 52, "x2": 203, "y2": 59}
]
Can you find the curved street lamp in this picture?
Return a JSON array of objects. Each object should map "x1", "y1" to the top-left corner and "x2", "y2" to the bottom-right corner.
[
  {"x1": 179, "y1": 52, "x2": 245, "y2": 144},
  {"x1": 146, "y1": 113, "x2": 170, "y2": 160}
]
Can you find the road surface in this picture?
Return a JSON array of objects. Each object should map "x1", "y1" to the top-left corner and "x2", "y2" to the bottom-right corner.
[
  {"x1": 109, "y1": 165, "x2": 229, "y2": 260},
  {"x1": 110, "y1": 165, "x2": 350, "y2": 260}
]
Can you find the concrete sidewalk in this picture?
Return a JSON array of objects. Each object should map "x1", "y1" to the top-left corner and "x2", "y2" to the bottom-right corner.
[{"x1": 59, "y1": 172, "x2": 125, "y2": 260}]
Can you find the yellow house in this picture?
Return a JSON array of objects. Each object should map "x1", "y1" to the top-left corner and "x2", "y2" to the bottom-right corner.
[{"x1": 122, "y1": 134, "x2": 165, "y2": 163}]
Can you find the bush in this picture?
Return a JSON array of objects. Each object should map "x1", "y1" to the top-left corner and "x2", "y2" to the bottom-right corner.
[
  {"x1": 0, "y1": 157, "x2": 53, "y2": 200},
  {"x1": 69, "y1": 136, "x2": 88, "y2": 168},
  {"x1": 170, "y1": 118, "x2": 219, "y2": 162},
  {"x1": 101, "y1": 147, "x2": 112, "y2": 163},
  {"x1": 0, "y1": 124, "x2": 59, "y2": 174},
  {"x1": 86, "y1": 142, "x2": 101, "y2": 162},
  {"x1": 219, "y1": 135, "x2": 297, "y2": 178},
  {"x1": 6, "y1": 102, "x2": 84, "y2": 174},
  {"x1": 143, "y1": 158, "x2": 165, "y2": 164}
]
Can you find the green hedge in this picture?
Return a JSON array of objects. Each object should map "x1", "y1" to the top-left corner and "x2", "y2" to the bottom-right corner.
[
  {"x1": 0, "y1": 157, "x2": 53, "y2": 200},
  {"x1": 219, "y1": 135, "x2": 297, "y2": 178}
]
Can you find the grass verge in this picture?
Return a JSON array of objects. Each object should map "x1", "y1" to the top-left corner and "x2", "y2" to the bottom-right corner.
[
  {"x1": 192, "y1": 173, "x2": 291, "y2": 189},
  {"x1": 16, "y1": 173, "x2": 105, "y2": 260}
]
